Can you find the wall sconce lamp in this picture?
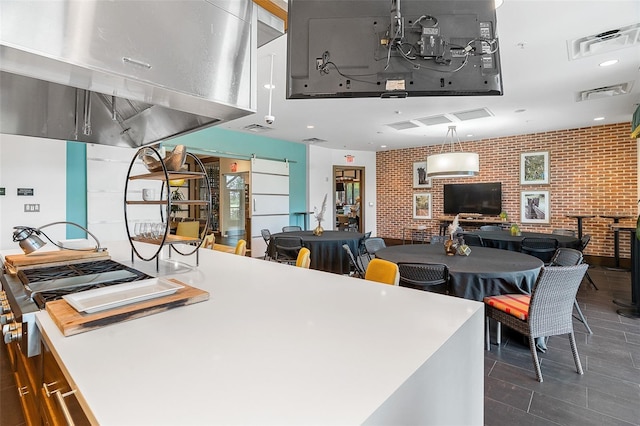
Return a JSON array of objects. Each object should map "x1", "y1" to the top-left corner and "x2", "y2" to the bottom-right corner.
[{"x1": 12, "y1": 221, "x2": 104, "y2": 254}]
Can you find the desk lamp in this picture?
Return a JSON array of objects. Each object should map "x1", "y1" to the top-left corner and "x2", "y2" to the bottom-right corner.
[{"x1": 12, "y1": 221, "x2": 104, "y2": 254}]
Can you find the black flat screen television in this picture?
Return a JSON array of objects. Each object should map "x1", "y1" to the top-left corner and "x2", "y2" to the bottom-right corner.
[
  {"x1": 443, "y1": 182, "x2": 502, "y2": 215},
  {"x1": 287, "y1": 0, "x2": 502, "y2": 99}
]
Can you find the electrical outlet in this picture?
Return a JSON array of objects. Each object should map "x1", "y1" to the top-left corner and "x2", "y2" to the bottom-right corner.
[{"x1": 24, "y1": 204, "x2": 40, "y2": 212}]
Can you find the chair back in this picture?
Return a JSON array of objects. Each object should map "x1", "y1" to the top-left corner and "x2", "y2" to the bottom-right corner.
[
  {"x1": 234, "y1": 239, "x2": 247, "y2": 256},
  {"x1": 461, "y1": 233, "x2": 484, "y2": 247},
  {"x1": 398, "y1": 262, "x2": 449, "y2": 294},
  {"x1": 549, "y1": 247, "x2": 583, "y2": 267},
  {"x1": 261, "y1": 228, "x2": 271, "y2": 243},
  {"x1": 358, "y1": 231, "x2": 372, "y2": 256},
  {"x1": 479, "y1": 225, "x2": 502, "y2": 231},
  {"x1": 176, "y1": 221, "x2": 200, "y2": 239},
  {"x1": 365, "y1": 258, "x2": 400, "y2": 285},
  {"x1": 552, "y1": 229, "x2": 576, "y2": 237},
  {"x1": 343, "y1": 244, "x2": 365, "y2": 278},
  {"x1": 430, "y1": 235, "x2": 445, "y2": 244},
  {"x1": 273, "y1": 236, "x2": 303, "y2": 263},
  {"x1": 202, "y1": 234, "x2": 215, "y2": 249},
  {"x1": 579, "y1": 234, "x2": 591, "y2": 252},
  {"x1": 282, "y1": 226, "x2": 302, "y2": 232},
  {"x1": 364, "y1": 237, "x2": 386, "y2": 257},
  {"x1": 296, "y1": 247, "x2": 311, "y2": 268},
  {"x1": 520, "y1": 237, "x2": 559, "y2": 263},
  {"x1": 347, "y1": 217, "x2": 359, "y2": 232},
  {"x1": 528, "y1": 264, "x2": 588, "y2": 337}
]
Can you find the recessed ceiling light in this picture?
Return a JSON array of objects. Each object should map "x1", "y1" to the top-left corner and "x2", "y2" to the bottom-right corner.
[
  {"x1": 264, "y1": 83, "x2": 275, "y2": 89},
  {"x1": 599, "y1": 59, "x2": 618, "y2": 67},
  {"x1": 306, "y1": 125, "x2": 315, "y2": 129},
  {"x1": 593, "y1": 116, "x2": 605, "y2": 121},
  {"x1": 514, "y1": 108, "x2": 526, "y2": 113},
  {"x1": 380, "y1": 145, "x2": 387, "y2": 148}
]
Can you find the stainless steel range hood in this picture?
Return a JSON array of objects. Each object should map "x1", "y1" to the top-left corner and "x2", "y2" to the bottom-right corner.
[{"x1": 0, "y1": 0, "x2": 257, "y2": 148}]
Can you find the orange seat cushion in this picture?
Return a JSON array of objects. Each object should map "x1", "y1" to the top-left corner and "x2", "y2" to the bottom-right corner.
[{"x1": 484, "y1": 294, "x2": 531, "y2": 320}]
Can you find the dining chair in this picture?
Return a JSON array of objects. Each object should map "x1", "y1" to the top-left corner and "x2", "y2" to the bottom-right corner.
[
  {"x1": 343, "y1": 244, "x2": 365, "y2": 278},
  {"x1": 261, "y1": 229, "x2": 272, "y2": 260},
  {"x1": 202, "y1": 234, "x2": 215, "y2": 249},
  {"x1": 364, "y1": 258, "x2": 400, "y2": 286},
  {"x1": 520, "y1": 237, "x2": 558, "y2": 264},
  {"x1": 234, "y1": 239, "x2": 247, "y2": 256},
  {"x1": 273, "y1": 236, "x2": 303, "y2": 265},
  {"x1": 578, "y1": 234, "x2": 598, "y2": 290},
  {"x1": 347, "y1": 217, "x2": 359, "y2": 232},
  {"x1": 398, "y1": 262, "x2": 449, "y2": 294},
  {"x1": 461, "y1": 233, "x2": 484, "y2": 247},
  {"x1": 549, "y1": 248, "x2": 593, "y2": 334},
  {"x1": 296, "y1": 247, "x2": 311, "y2": 269},
  {"x1": 176, "y1": 221, "x2": 200, "y2": 239},
  {"x1": 364, "y1": 237, "x2": 386, "y2": 258},
  {"x1": 282, "y1": 226, "x2": 302, "y2": 232},
  {"x1": 552, "y1": 228, "x2": 576, "y2": 237},
  {"x1": 430, "y1": 235, "x2": 445, "y2": 244},
  {"x1": 484, "y1": 264, "x2": 588, "y2": 382},
  {"x1": 479, "y1": 225, "x2": 502, "y2": 231}
]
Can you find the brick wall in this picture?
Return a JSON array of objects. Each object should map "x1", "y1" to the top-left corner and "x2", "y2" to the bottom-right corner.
[{"x1": 376, "y1": 123, "x2": 637, "y2": 261}]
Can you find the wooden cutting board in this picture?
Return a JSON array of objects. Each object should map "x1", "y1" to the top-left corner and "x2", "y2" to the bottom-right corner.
[
  {"x1": 45, "y1": 279, "x2": 209, "y2": 337},
  {"x1": 4, "y1": 250, "x2": 111, "y2": 273}
]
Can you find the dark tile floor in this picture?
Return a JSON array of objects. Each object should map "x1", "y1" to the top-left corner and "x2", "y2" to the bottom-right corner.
[
  {"x1": 1, "y1": 266, "x2": 637, "y2": 426},
  {"x1": 485, "y1": 266, "x2": 640, "y2": 426}
]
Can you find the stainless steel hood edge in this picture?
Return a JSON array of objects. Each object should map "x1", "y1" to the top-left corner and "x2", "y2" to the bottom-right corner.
[{"x1": 0, "y1": 0, "x2": 257, "y2": 148}]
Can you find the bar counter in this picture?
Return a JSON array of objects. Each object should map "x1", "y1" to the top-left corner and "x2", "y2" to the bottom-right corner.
[{"x1": 35, "y1": 240, "x2": 484, "y2": 425}]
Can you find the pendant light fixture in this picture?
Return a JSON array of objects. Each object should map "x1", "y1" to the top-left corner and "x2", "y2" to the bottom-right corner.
[
  {"x1": 426, "y1": 125, "x2": 479, "y2": 178},
  {"x1": 264, "y1": 53, "x2": 275, "y2": 125}
]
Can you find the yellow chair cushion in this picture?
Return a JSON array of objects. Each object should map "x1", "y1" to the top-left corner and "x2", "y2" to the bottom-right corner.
[
  {"x1": 176, "y1": 221, "x2": 200, "y2": 239},
  {"x1": 365, "y1": 258, "x2": 399, "y2": 286},
  {"x1": 296, "y1": 247, "x2": 311, "y2": 268},
  {"x1": 235, "y1": 239, "x2": 247, "y2": 256},
  {"x1": 483, "y1": 294, "x2": 531, "y2": 320}
]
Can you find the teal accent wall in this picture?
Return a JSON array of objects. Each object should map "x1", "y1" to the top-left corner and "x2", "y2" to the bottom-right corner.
[
  {"x1": 66, "y1": 142, "x2": 87, "y2": 238},
  {"x1": 170, "y1": 127, "x2": 307, "y2": 222}
]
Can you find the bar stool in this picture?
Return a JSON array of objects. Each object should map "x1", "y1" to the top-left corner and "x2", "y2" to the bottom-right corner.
[{"x1": 600, "y1": 214, "x2": 633, "y2": 269}]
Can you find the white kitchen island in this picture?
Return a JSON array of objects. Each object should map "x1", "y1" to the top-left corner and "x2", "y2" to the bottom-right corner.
[{"x1": 36, "y1": 240, "x2": 484, "y2": 425}]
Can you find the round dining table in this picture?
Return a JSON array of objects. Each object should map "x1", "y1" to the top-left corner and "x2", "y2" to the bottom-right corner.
[
  {"x1": 469, "y1": 230, "x2": 580, "y2": 251},
  {"x1": 375, "y1": 244, "x2": 543, "y2": 301},
  {"x1": 268, "y1": 230, "x2": 364, "y2": 275}
]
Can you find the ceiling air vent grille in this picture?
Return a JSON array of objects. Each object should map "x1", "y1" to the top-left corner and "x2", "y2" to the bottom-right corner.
[
  {"x1": 243, "y1": 124, "x2": 272, "y2": 132},
  {"x1": 302, "y1": 137, "x2": 327, "y2": 144},
  {"x1": 387, "y1": 121, "x2": 420, "y2": 131},
  {"x1": 451, "y1": 108, "x2": 494, "y2": 121},
  {"x1": 568, "y1": 23, "x2": 640, "y2": 60},
  {"x1": 415, "y1": 115, "x2": 453, "y2": 126},
  {"x1": 576, "y1": 82, "x2": 634, "y2": 102}
]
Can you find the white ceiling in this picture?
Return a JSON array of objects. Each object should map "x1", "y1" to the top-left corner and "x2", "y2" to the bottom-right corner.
[{"x1": 221, "y1": 0, "x2": 640, "y2": 152}]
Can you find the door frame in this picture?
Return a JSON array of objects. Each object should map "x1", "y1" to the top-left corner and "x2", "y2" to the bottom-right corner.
[{"x1": 333, "y1": 165, "x2": 365, "y2": 233}]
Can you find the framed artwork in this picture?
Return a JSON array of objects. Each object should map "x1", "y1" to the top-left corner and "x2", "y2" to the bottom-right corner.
[
  {"x1": 413, "y1": 161, "x2": 432, "y2": 188},
  {"x1": 521, "y1": 190, "x2": 549, "y2": 223},
  {"x1": 413, "y1": 193, "x2": 432, "y2": 219},
  {"x1": 520, "y1": 151, "x2": 549, "y2": 185}
]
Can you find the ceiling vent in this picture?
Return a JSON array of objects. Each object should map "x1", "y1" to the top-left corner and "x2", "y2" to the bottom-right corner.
[
  {"x1": 302, "y1": 137, "x2": 327, "y2": 144},
  {"x1": 568, "y1": 23, "x2": 640, "y2": 60},
  {"x1": 415, "y1": 114, "x2": 453, "y2": 126},
  {"x1": 243, "y1": 123, "x2": 273, "y2": 133},
  {"x1": 387, "y1": 121, "x2": 420, "y2": 130},
  {"x1": 576, "y1": 82, "x2": 634, "y2": 101},
  {"x1": 451, "y1": 108, "x2": 494, "y2": 121}
]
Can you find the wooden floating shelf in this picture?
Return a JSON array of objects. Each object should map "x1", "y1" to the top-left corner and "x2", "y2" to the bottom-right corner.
[{"x1": 128, "y1": 171, "x2": 206, "y2": 181}]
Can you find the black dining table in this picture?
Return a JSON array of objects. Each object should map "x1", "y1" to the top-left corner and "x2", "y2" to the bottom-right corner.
[
  {"x1": 375, "y1": 244, "x2": 544, "y2": 301},
  {"x1": 468, "y1": 230, "x2": 580, "y2": 252},
  {"x1": 268, "y1": 230, "x2": 363, "y2": 275}
]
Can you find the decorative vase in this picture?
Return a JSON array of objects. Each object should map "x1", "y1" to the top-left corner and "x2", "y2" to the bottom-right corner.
[
  {"x1": 510, "y1": 223, "x2": 521, "y2": 236},
  {"x1": 444, "y1": 238, "x2": 457, "y2": 256},
  {"x1": 313, "y1": 222, "x2": 324, "y2": 236}
]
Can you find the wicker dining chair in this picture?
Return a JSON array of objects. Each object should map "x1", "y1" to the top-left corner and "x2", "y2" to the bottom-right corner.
[
  {"x1": 520, "y1": 237, "x2": 559, "y2": 264},
  {"x1": 261, "y1": 229, "x2": 272, "y2": 260},
  {"x1": 484, "y1": 264, "x2": 588, "y2": 382},
  {"x1": 479, "y1": 225, "x2": 503, "y2": 231},
  {"x1": 282, "y1": 225, "x2": 302, "y2": 232},
  {"x1": 398, "y1": 262, "x2": 449, "y2": 294},
  {"x1": 578, "y1": 234, "x2": 598, "y2": 290},
  {"x1": 460, "y1": 233, "x2": 484, "y2": 247},
  {"x1": 343, "y1": 244, "x2": 365, "y2": 278},
  {"x1": 552, "y1": 228, "x2": 576, "y2": 237},
  {"x1": 549, "y1": 248, "x2": 593, "y2": 334}
]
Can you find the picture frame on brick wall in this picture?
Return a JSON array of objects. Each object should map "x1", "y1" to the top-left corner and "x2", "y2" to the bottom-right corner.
[
  {"x1": 520, "y1": 151, "x2": 549, "y2": 185},
  {"x1": 413, "y1": 193, "x2": 432, "y2": 219},
  {"x1": 521, "y1": 190, "x2": 549, "y2": 223},
  {"x1": 413, "y1": 161, "x2": 432, "y2": 188}
]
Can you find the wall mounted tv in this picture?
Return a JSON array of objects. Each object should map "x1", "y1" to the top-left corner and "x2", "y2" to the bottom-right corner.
[
  {"x1": 287, "y1": 0, "x2": 502, "y2": 99},
  {"x1": 443, "y1": 182, "x2": 502, "y2": 216}
]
